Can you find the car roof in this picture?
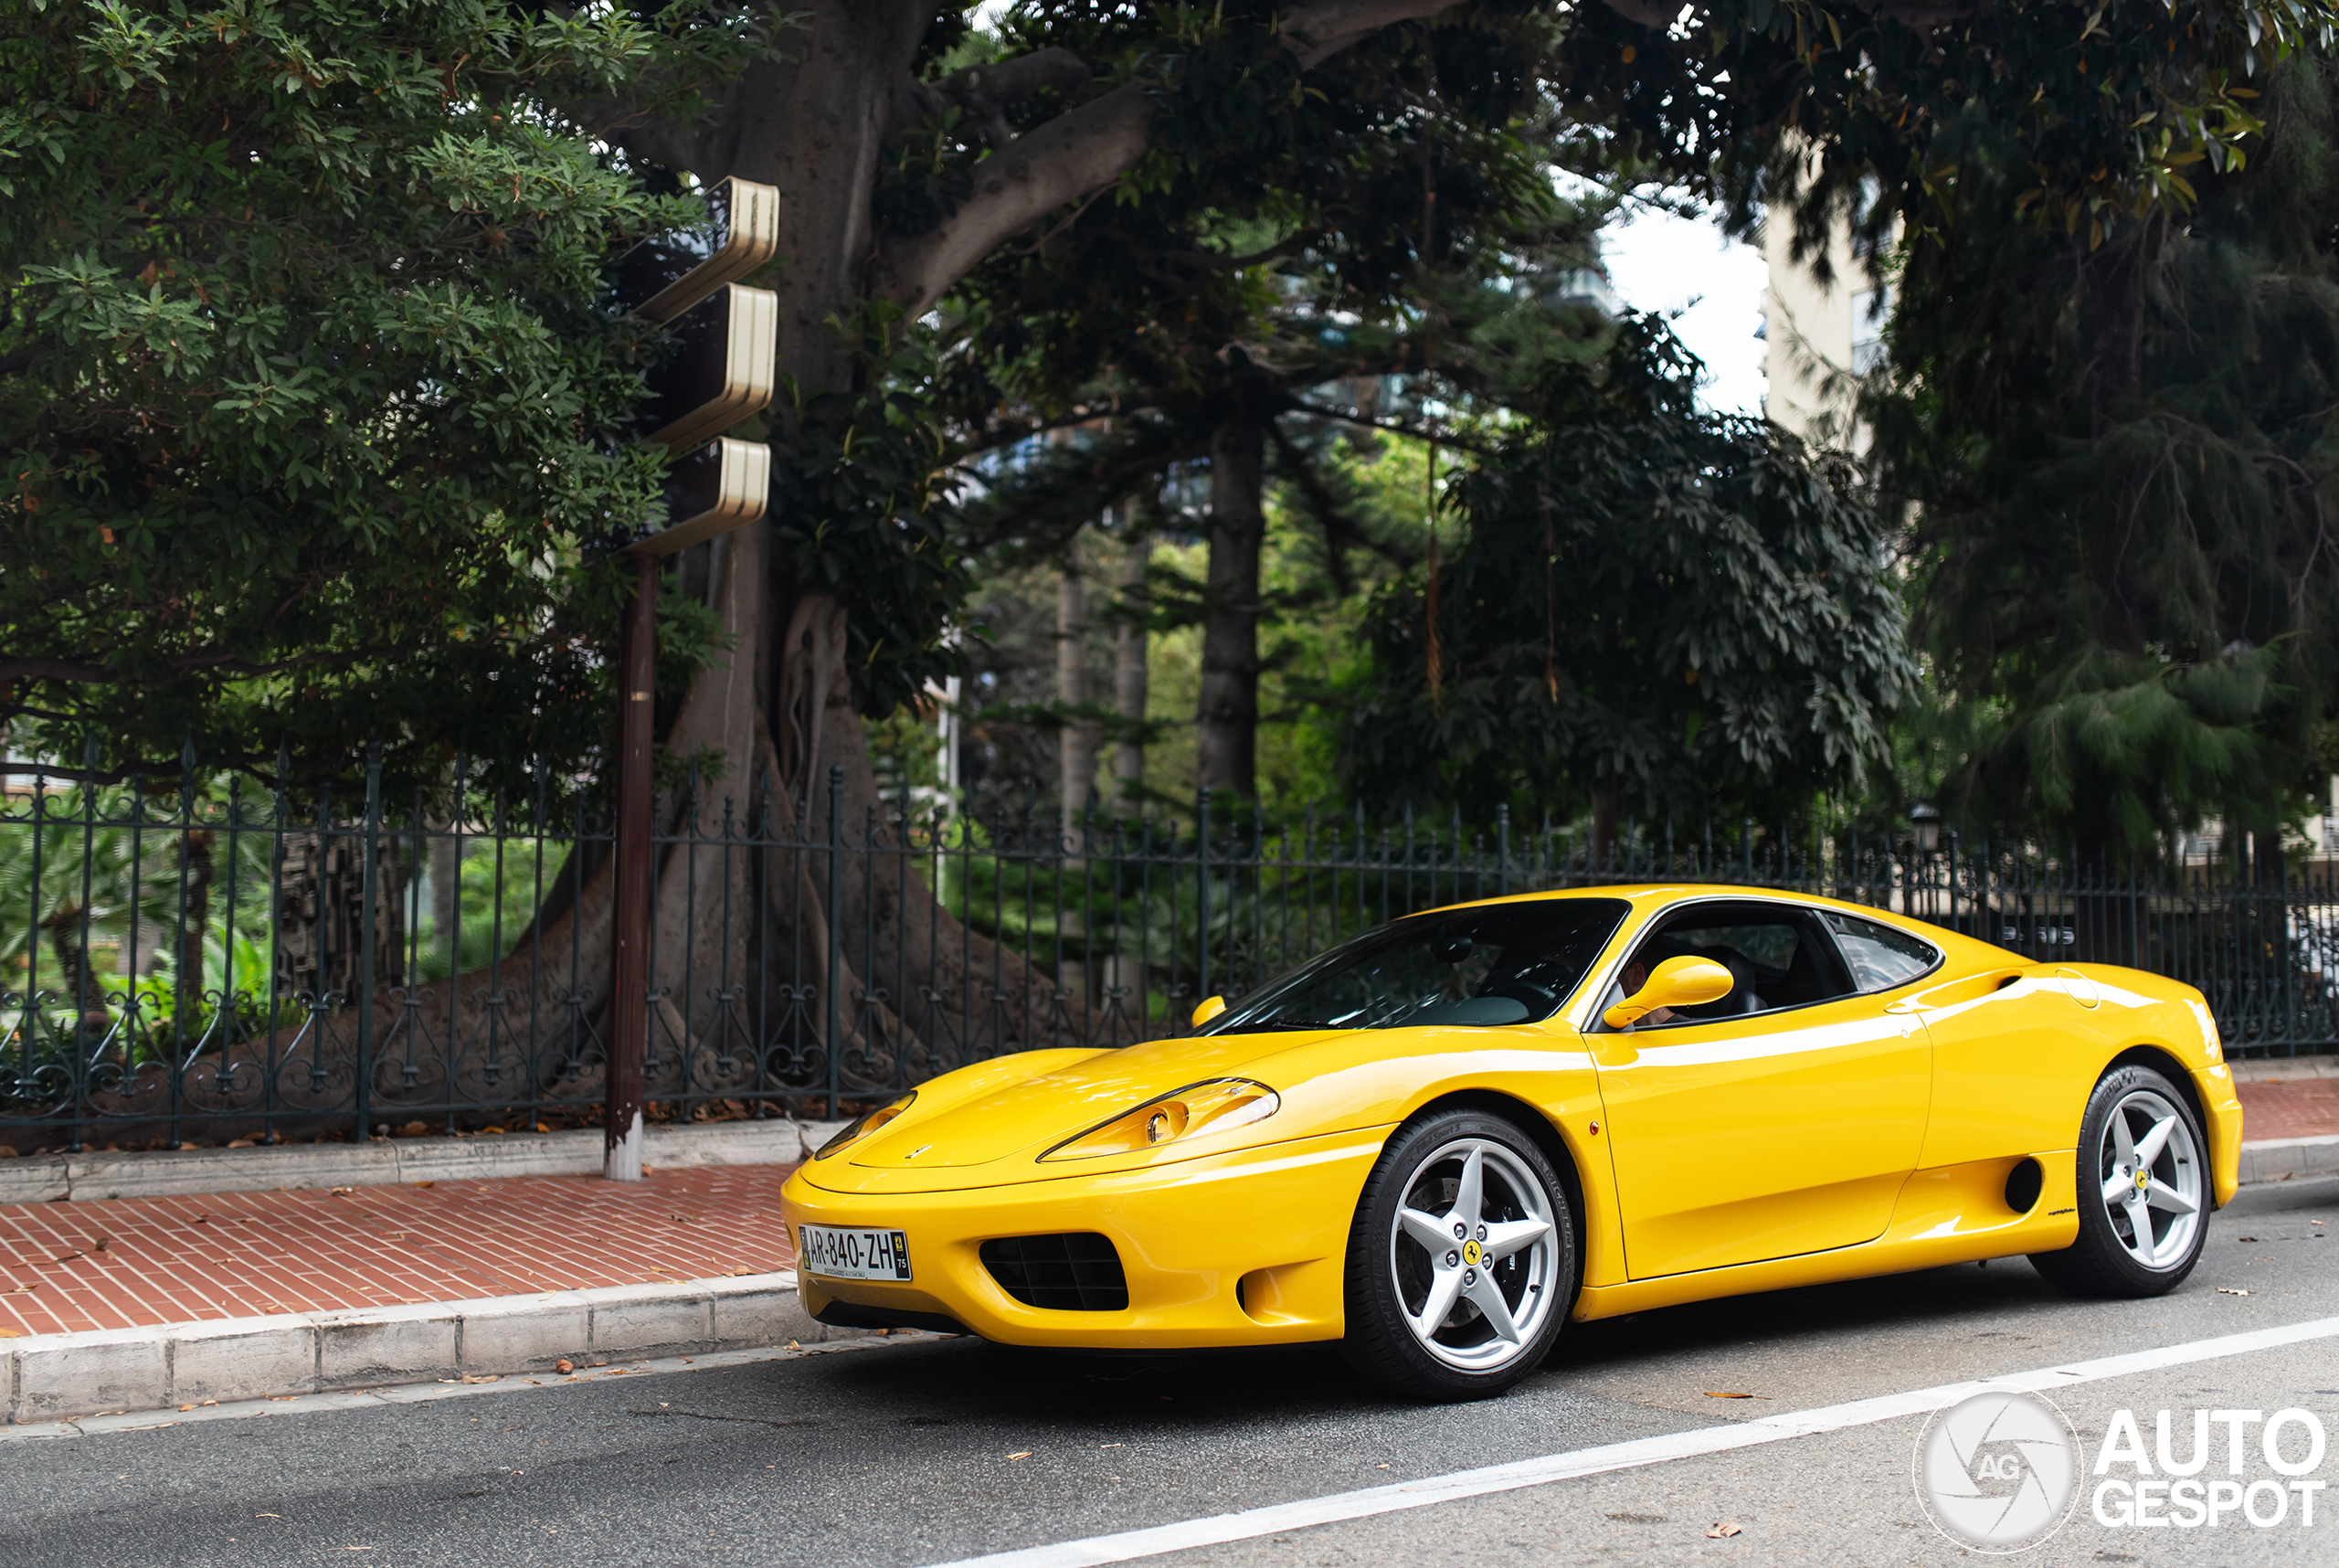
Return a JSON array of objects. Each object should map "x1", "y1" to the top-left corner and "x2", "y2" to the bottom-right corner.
[{"x1": 1418, "y1": 883, "x2": 2016, "y2": 966}]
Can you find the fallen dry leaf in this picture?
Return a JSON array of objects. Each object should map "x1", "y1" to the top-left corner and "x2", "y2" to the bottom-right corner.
[
  {"x1": 0, "y1": 1328, "x2": 23, "y2": 1340},
  {"x1": 328, "y1": 1187, "x2": 355, "y2": 1196},
  {"x1": 460, "y1": 1374, "x2": 501, "y2": 1385},
  {"x1": 1706, "y1": 1521, "x2": 1742, "y2": 1538},
  {"x1": 178, "y1": 1404, "x2": 194, "y2": 1412},
  {"x1": 90, "y1": 1235, "x2": 111, "y2": 1252},
  {"x1": 726, "y1": 1266, "x2": 757, "y2": 1277},
  {"x1": 786, "y1": 1340, "x2": 800, "y2": 1351},
  {"x1": 413, "y1": 1181, "x2": 435, "y2": 1189},
  {"x1": 2219, "y1": 1287, "x2": 2254, "y2": 1296},
  {"x1": 2238, "y1": 1235, "x2": 2258, "y2": 1242},
  {"x1": 1007, "y1": 1452, "x2": 1032, "y2": 1461},
  {"x1": 555, "y1": 1358, "x2": 574, "y2": 1374},
  {"x1": 1703, "y1": 1391, "x2": 1758, "y2": 1399}
]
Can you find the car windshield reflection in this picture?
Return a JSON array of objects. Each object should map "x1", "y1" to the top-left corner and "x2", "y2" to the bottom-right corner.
[{"x1": 1198, "y1": 898, "x2": 1631, "y2": 1033}]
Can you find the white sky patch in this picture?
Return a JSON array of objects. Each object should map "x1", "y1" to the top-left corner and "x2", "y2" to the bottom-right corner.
[{"x1": 1599, "y1": 203, "x2": 1769, "y2": 418}]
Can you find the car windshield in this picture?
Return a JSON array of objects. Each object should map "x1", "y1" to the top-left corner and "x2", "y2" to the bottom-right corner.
[{"x1": 1198, "y1": 898, "x2": 1630, "y2": 1033}]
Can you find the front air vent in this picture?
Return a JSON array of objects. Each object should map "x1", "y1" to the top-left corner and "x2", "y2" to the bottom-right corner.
[{"x1": 980, "y1": 1233, "x2": 1128, "y2": 1311}]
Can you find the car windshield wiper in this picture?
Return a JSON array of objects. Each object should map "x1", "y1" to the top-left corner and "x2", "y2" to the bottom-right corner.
[{"x1": 1252, "y1": 1018, "x2": 1344, "y2": 1031}]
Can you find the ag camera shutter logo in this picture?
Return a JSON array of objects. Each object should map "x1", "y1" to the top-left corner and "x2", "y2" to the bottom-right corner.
[{"x1": 1913, "y1": 1388, "x2": 2082, "y2": 1552}]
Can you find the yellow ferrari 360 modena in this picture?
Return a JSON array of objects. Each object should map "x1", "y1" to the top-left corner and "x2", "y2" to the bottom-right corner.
[{"x1": 779, "y1": 885, "x2": 2241, "y2": 1399}]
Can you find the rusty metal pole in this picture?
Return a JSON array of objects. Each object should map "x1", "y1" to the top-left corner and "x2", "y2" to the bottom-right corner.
[{"x1": 607, "y1": 550, "x2": 657, "y2": 1181}]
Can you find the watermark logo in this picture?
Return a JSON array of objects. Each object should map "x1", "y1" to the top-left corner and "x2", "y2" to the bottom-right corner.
[
  {"x1": 1913, "y1": 1389, "x2": 2082, "y2": 1552},
  {"x1": 2090, "y1": 1407, "x2": 2327, "y2": 1529}
]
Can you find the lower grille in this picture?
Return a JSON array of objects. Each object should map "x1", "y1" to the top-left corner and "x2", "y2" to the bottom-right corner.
[{"x1": 979, "y1": 1233, "x2": 1129, "y2": 1311}]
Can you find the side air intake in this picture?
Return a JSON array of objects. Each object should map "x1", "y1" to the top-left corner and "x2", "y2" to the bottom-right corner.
[{"x1": 979, "y1": 1233, "x2": 1128, "y2": 1311}]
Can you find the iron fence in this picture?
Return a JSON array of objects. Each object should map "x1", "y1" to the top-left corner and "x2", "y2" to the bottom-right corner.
[{"x1": 5, "y1": 751, "x2": 2335, "y2": 1153}]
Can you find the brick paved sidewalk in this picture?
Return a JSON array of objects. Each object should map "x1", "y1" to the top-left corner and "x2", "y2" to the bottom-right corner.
[
  {"x1": 0, "y1": 1165, "x2": 798, "y2": 1340},
  {"x1": 2237, "y1": 1077, "x2": 2339, "y2": 1141},
  {"x1": 1, "y1": 1063, "x2": 2330, "y2": 1347}
]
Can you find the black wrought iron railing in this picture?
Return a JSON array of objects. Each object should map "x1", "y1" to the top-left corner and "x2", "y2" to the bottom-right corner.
[{"x1": 5, "y1": 751, "x2": 2334, "y2": 1153}]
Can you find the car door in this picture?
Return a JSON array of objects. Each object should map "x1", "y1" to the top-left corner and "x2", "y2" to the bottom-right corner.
[{"x1": 1590, "y1": 900, "x2": 1933, "y2": 1279}]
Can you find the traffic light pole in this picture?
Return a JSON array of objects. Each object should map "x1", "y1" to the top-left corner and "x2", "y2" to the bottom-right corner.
[{"x1": 607, "y1": 549, "x2": 657, "y2": 1181}]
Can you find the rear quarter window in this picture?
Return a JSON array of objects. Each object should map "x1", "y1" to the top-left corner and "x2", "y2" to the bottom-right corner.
[{"x1": 1824, "y1": 912, "x2": 1942, "y2": 993}]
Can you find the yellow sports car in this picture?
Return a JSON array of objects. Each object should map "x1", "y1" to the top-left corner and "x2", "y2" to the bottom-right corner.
[{"x1": 779, "y1": 885, "x2": 2240, "y2": 1399}]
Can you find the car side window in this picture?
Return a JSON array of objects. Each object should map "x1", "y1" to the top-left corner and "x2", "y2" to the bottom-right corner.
[
  {"x1": 1822, "y1": 911, "x2": 1942, "y2": 993},
  {"x1": 1599, "y1": 905, "x2": 1856, "y2": 1028}
]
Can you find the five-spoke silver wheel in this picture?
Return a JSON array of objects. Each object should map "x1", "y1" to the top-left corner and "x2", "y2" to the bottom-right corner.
[
  {"x1": 1387, "y1": 1137, "x2": 1561, "y2": 1372},
  {"x1": 2093, "y1": 1084, "x2": 2203, "y2": 1269}
]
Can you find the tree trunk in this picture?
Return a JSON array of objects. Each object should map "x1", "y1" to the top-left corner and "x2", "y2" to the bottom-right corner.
[
  {"x1": 1112, "y1": 522, "x2": 1151, "y2": 800},
  {"x1": 1198, "y1": 417, "x2": 1267, "y2": 800},
  {"x1": 1588, "y1": 787, "x2": 1620, "y2": 876},
  {"x1": 1057, "y1": 536, "x2": 1099, "y2": 839}
]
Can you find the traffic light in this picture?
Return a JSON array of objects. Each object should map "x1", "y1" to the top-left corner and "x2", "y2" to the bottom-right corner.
[{"x1": 610, "y1": 176, "x2": 780, "y2": 553}]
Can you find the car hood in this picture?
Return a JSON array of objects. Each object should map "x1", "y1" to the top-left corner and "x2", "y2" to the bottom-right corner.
[{"x1": 803, "y1": 1026, "x2": 1358, "y2": 1192}]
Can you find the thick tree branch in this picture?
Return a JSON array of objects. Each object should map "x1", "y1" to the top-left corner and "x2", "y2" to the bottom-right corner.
[
  {"x1": 885, "y1": 46, "x2": 1093, "y2": 147},
  {"x1": 872, "y1": 78, "x2": 1159, "y2": 313},
  {"x1": 873, "y1": 1, "x2": 1471, "y2": 314},
  {"x1": 0, "y1": 657, "x2": 119, "y2": 684}
]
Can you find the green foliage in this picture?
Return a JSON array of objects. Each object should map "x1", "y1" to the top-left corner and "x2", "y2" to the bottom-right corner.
[
  {"x1": 0, "y1": 0, "x2": 768, "y2": 797},
  {"x1": 1344, "y1": 316, "x2": 1916, "y2": 825},
  {"x1": 1870, "y1": 50, "x2": 2339, "y2": 852}
]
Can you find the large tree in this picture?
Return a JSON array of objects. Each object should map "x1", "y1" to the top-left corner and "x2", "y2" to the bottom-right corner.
[
  {"x1": 1342, "y1": 314, "x2": 1916, "y2": 852},
  {"x1": 1868, "y1": 49, "x2": 2339, "y2": 871},
  {"x1": 9, "y1": 0, "x2": 2319, "y2": 1105},
  {"x1": 0, "y1": 0, "x2": 760, "y2": 797}
]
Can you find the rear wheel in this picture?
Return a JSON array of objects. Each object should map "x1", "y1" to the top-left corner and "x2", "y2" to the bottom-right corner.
[
  {"x1": 2029, "y1": 1064, "x2": 2209, "y2": 1298},
  {"x1": 1341, "y1": 1108, "x2": 1576, "y2": 1401}
]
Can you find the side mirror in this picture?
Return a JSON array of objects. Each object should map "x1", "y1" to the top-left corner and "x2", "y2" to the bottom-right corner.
[
  {"x1": 1602, "y1": 956, "x2": 1732, "y2": 1031},
  {"x1": 1191, "y1": 995, "x2": 1226, "y2": 1027}
]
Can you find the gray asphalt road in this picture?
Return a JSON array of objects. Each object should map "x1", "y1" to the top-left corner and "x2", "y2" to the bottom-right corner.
[{"x1": 3, "y1": 1177, "x2": 2333, "y2": 1568}]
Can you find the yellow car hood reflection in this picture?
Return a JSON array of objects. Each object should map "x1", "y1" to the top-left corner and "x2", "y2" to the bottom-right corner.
[{"x1": 815, "y1": 1027, "x2": 1360, "y2": 1191}]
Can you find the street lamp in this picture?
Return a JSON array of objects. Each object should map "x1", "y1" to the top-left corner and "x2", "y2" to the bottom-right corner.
[
  {"x1": 600, "y1": 180, "x2": 779, "y2": 1182},
  {"x1": 1910, "y1": 801, "x2": 1942, "y2": 855}
]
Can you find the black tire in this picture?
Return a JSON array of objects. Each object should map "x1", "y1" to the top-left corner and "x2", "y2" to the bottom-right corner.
[
  {"x1": 1340, "y1": 1107, "x2": 1578, "y2": 1401},
  {"x1": 2029, "y1": 1063, "x2": 2211, "y2": 1298}
]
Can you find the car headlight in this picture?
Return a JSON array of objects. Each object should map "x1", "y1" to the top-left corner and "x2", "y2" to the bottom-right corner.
[
  {"x1": 1039, "y1": 1079, "x2": 1279, "y2": 1161},
  {"x1": 813, "y1": 1091, "x2": 915, "y2": 1159}
]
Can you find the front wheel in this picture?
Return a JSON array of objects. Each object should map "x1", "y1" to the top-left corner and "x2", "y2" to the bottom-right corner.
[
  {"x1": 1341, "y1": 1109, "x2": 1577, "y2": 1401},
  {"x1": 2029, "y1": 1063, "x2": 2210, "y2": 1298}
]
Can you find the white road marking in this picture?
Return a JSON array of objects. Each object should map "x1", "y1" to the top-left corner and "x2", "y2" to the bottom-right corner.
[
  {"x1": 0, "y1": 1330, "x2": 940, "y2": 1443},
  {"x1": 920, "y1": 1313, "x2": 2339, "y2": 1568}
]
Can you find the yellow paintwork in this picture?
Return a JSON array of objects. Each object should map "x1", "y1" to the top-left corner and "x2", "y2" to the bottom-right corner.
[{"x1": 778, "y1": 885, "x2": 2239, "y2": 1349}]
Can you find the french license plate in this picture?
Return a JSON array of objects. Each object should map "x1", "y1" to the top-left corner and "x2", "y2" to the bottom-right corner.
[{"x1": 799, "y1": 1224, "x2": 913, "y2": 1282}]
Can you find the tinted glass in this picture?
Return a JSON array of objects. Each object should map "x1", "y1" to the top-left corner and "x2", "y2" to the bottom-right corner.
[
  {"x1": 1200, "y1": 899, "x2": 1630, "y2": 1034},
  {"x1": 1824, "y1": 911, "x2": 1942, "y2": 992},
  {"x1": 1604, "y1": 909, "x2": 1853, "y2": 1024}
]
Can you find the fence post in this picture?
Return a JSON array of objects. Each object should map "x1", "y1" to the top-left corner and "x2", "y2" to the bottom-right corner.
[
  {"x1": 1197, "y1": 787, "x2": 1212, "y2": 1008},
  {"x1": 355, "y1": 744, "x2": 382, "y2": 1145},
  {"x1": 825, "y1": 763, "x2": 844, "y2": 1120},
  {"x1": 1497, "y1": 802, "x2": 1511, "y2": 896}
]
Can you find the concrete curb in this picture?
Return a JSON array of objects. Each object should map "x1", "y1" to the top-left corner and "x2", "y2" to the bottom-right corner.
[
  {"x1": 0, "y1": 1269, "x2": 864, "y2": 1424},
  {"x1": 0, "y1": 1118, "x2": 853, "y2": 1205},
  {"x1": 2238, "y1": 1134, "x2": 2339, "y2": 1186}
]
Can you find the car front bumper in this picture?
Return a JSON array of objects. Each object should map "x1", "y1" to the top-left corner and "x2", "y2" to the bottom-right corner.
[{"x1": 779, "y1": 1126, "x2": 1389, "y2": 1348}]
